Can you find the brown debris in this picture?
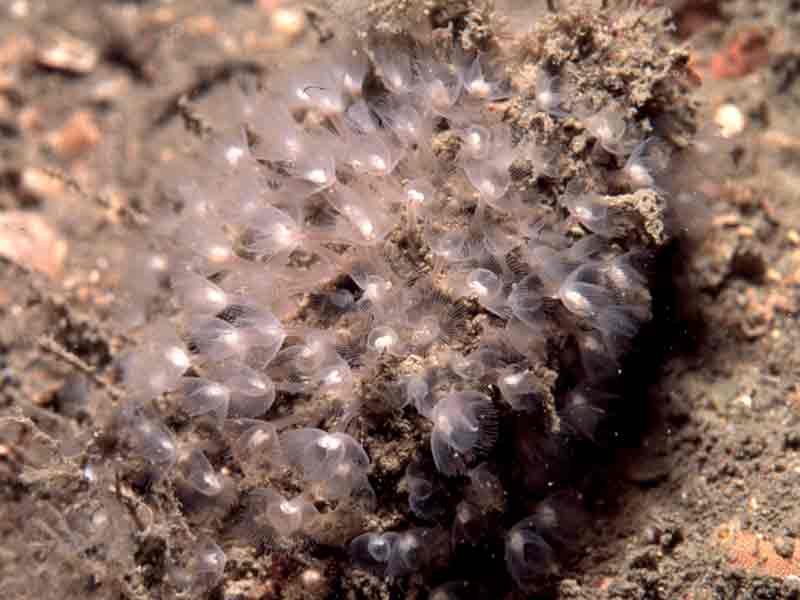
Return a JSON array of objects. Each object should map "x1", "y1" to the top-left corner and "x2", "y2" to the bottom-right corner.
[
  {"x1": 91, "y1": 76, "x2": 131, "y2": 103},
  {"x1": 0, "y1": 211, "x2": 67, "y2": 279},
  {"x1": 17, "y1": 105, "x2": 43, "y2": 133},
  {"x1": 761, "y1": 130, "x2": 800, "y2": 153},
  {"x1": 715, "y1": 519, "x2": 800, "y2": 577},
  {"x1": 37, "y1": 31, "x2": 99, "y2": 75},
  {"x1": 183, "y1": 14, "x2": 220, "y2": 36},
  {"x1": 19, "y1": 167, "x2": 67, "y2": 203},
  {"x1": 0, "y1": 33, "x2": 35, "y2": 66},
  {"x1": 270, "y1": 6, "x2": 308, "y2": 38},
  {"x1": 710, "y1": 28, "x2": 772, "y2": 80},
  {"x1": 606, "y1": 189, "x2": 669, "y2": 246},
  {"x1": 0, "y1": 34, "x2": 34, "y2": 92},
  {"x1": 46, "y1": 110, "x2": 102, "y2": 160},
  {"x1": 739, "y1": 286, "x2": 797, "y2": 339}
]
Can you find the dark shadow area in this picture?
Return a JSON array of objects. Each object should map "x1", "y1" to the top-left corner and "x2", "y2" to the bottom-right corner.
[{"x1": 424, "y1": 229, "x2": 711, "y2": 598}]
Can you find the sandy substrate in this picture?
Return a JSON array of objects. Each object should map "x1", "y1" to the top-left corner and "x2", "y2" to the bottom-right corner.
[{"x1": 1, "y1": 1, "x2": 800, "y2": 599}]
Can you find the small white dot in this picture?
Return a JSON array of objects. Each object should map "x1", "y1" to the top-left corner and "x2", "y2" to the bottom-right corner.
[
  {"x1": 407, "y1": 189, "x2": 425, "y2": 204},
  {"x1": 318, "y1": 435, "x2": 342, "y2": 450},
  {"x1": 305, "y1": 169, "x2": 329, "y2": 185},
  {"x1": 469, "y1": 280, "x2": 488, "y2": 297},
  {"x1": 369, "y1": 155, "x2": 387, "y2": 173},
  {"x1": 166, "y1": 347, "x2": 190, "y2": 370},
  {"x1": 224, "y1": 146, "x2": 245, "y2": 166}
]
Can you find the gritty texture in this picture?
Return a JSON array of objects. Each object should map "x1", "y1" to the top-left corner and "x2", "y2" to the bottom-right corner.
[{"x1": 1, "y1": 1, "x2": 800, "y2": 600}]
